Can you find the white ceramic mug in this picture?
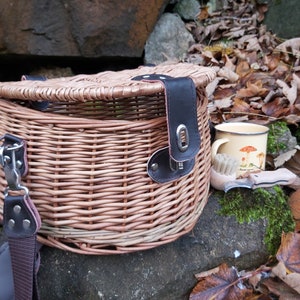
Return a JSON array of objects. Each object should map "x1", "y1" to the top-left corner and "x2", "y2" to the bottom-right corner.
[{"x1": 211, "y1": 122, "x2": 269, "y2": 177}]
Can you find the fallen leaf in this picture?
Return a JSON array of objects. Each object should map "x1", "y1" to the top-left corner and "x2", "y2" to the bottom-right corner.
[
  {"x1": 288, "y1": 189, "x2": 300, "y2": 220},
  {"x1": 276, "y1": 79, "x2": 298, "y2": 105},
  {"x1": 190, "y1": 263, "x2": 253, "y2": 300},
  {"x1": 236, "y1": 61, "x2": 251, "y2": 78},
  {"x1": 197, "y1": 5, "x2": 210, "y2": 21},
  {"x1": 218, "y1": 67, "x2": 239, "y2": 82},
  {"x1": 224, "y1": 54, "x2": 236, "y2": 71},
  {"x1": 214, "y1": 96, "x2": 233, "y2": 109},
  {"x1": 206, "y1": 77, "x2": 221, "y2": 98},
  {"x1": 263, "y1": 53, "x2": 281, "y2": 71},
  {"x1": 223, "y1": 28, "x2": 245, "y2": 39},
  {"x1": 232, "y1": 97, "x2": 250, "y2": 112},
  {"x1": 261, "y1": 276, "x2": 300, "y2": 299},
  {"x1": 271, "y1": 261, "x2": 300, "y2": 294},
  {"x1": 284, "y1": 150, "x2": 300, "y2": 177},
  {"x1": 274, "y1": 149, "x2": 297, "y2": 168},
  {"x1": 276, "y1": 38, "x2": 300, "y2": 59},
  {"x1": 262, "y1": 97, "x2": 290, "y2": 117},
  {"x1": 276, "y1": 232, "x2": 300, "y2": 274},
  {"x1": 236, "y1": 80, "x2": 268, "y2": 98},
  {"x1": 293, "y1": 73, "x2": 300, "y2": 90}
]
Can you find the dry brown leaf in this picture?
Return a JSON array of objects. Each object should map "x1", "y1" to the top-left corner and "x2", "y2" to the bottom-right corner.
[
  {"x1": 204, "y1": 22, "x2": 223, "y2": 38},
  {"x1": 261, "y1": 276, "x2": 300, "y2": 299},
  {"x1": 276, "y1": 232, "x2": 300, "y2": 274},
  {"x1": 190, "y1": 263, "x2": 253, "y2": 300},
  {"x1": 272, "y1": 261, "x2": 300, "y2": 294},
  {"x1": 293, "y1": 73, "x2": 300, "y2": 90},
  {"x1": 232, "y1": 97, "x2": 250, "y2": 112},
  {"x1": 214, "y1": 96, "x2": 233, "y2": 109},
  {"x1": 284, "y1": 150, "x2": 300, "y2": 177},
  {"x1": 236, "y1": 80, "x2": 268, "y2": 98},
  {"x1": 276, "y1": 38, "x2": 300, "y2": 59},
  {"x1": 218, "y1": 67, "x2": 239, "y2": 82},
  {"x1": 197, "y1": 5, "x2": 210, "y2": 21},
  {"x1": 263, "y1": 53, "x2": 281, "y2": 71},
  {"x1": 262, "y1": 97, "x2": 290, "y2": 117},
  {"x1": 270, "y1": 61, "x2": 291, "y2": 78},
  {"x1": 236, "y1": 61, "x2": 251, "y2": 78},
  {"x1": 223, "y1": 28, "x2": 245, "y2": 39},
  {"x1": 288, "y1": 189, "x2": 300, "y2": 220},
  {"x1": 284, "y1": 113, "x2": 300, "y2": 125},
  {"x1": 206, "y1": 77, "x2": 221, "y2": 98},
  {"x1": 256, "y1": 3, "x2": 268, "y2": 22},
  {"x1": 245, "y1": 37, "x2": 262, "y2": 52},
  {"x1": 224, "y1": 54, "x2": 236, "y2": 71},
  {"x1": 276, "y1": 79, "x2": 298, "y2": 105},
  {"x1": 274, "y1": 149, "x2": 297, "y2": 168}
]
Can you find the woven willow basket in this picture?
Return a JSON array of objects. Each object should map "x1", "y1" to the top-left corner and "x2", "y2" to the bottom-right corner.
[{"x1": 0, "y1": 63, "x2": 215, "y2": 254}]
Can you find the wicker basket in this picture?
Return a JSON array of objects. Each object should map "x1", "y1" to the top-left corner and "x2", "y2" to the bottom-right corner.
[{"x1": 0, "y1": 63, "x2": 215, "y2": 254}]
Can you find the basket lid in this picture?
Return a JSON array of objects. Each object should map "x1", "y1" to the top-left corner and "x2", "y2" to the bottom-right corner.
[{"x1": 0, "y1": 63, "x2": 216, "y2": 102}]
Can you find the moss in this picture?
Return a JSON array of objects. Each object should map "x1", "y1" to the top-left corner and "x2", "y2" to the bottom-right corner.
[
  {"x1": 267, "y1": 121, "x2": 289, "y2": 155},
  {"x1": 218, "y1": 186, "x2": 295, "y2": 254}
]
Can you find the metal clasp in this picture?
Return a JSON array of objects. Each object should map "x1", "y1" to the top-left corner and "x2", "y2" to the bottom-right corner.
[
  {"x1": 0, "y1": 138, "x2": 27, "y2": 193},
  {"x1": 169, "y1": 158, "x2": 184, "y2": 171},
  {"x1": 176, "y1": 124, "x2": 189, "y2": 152}
]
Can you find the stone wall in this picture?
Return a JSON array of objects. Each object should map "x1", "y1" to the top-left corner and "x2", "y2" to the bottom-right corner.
[{"x1": 0, "y1": 0, "x2": 169, "y2": 57}]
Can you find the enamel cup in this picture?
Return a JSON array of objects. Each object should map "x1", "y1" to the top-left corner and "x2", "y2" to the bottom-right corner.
[{"x1": 211, "y1": 122, "x2": 269, "y2": 177}]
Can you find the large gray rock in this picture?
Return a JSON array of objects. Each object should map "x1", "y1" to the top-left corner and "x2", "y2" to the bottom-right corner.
[
  {"x1": 0, "y1": 0, "x2": 168, "y2": 57},
  {"x1": 144, "y1": 13, "x2": 195, "y2": 65},
  {"x1": 173, "y1": 0, "x2": 200, "y2": 21},
  {"x1": 264, "y1": 0, "x2": 300, "y2": 39},
  {"x1": 0, "y1": 193, "x2": 268, "y2": 299}
]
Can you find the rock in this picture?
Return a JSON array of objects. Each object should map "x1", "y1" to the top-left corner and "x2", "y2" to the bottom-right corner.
[
  {"x1": 0, "y1": 193, "x2": 268, "y2": 299},
  {"x1": 144, "y1": 13, "x2": 195, "y2": 65},
  {"x1": 0, "y1": 0, "x2": 169, "y2": 57},
  {"x1": 264, "y1": 0, "x2": 300, "y2": 39},
  {"x1": 173, "y1": 0, "x2": 200, "y2": 20}
]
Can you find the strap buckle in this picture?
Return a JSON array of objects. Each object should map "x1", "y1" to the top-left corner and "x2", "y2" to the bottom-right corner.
[{"x1": 0, "y1": 135, "x2": 28, "y2": 194}]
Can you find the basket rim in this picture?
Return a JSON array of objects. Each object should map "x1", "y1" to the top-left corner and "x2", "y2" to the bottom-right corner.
[
  {"x1": 0, "y1": 63, "x2": 216, "y2": 102},
  {"x1": 0, "y1": 99, "x2": 168, "y2": 127}
]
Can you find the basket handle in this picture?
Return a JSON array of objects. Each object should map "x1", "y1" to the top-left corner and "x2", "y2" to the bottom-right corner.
[{"x1": 132, "y1": 74, "x2": 201, "y2": 183}]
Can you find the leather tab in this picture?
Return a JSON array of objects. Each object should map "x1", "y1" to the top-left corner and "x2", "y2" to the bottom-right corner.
[
  {"x1": 132, "y1": 74, "x2": 200, "y2": 162},
  {"x1": 132, "y1": 74, "x2": 200, "y2": 183},
  {"x1": 3, "y1": 195, "x2": 39, "y2": 238},
  {"x1": 147, "y1": 147, "x2": 195, "y2": 183}
]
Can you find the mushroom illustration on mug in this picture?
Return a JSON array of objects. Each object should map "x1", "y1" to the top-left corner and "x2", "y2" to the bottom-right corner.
[
  {"x1": 256, "y1": 152, "x2": 265, "y2": 169},
  {"x1": 211, "y1": 122, "x2": 269, "y2": 177},
  {"x1": 239, "y1": 145, "x2": 257, "y2": 168}
]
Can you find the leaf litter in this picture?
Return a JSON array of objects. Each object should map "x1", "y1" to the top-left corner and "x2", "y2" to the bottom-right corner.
[{"x1": 182, "y1": 0, "x2": 300, "y2": 298}]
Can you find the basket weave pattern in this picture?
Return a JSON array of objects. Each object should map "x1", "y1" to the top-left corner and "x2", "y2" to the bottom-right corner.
[{"x1": 0, "y1": 64, "x2": 215, "y2": 254}]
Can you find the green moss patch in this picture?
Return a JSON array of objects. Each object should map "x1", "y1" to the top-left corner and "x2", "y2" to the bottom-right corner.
[{"x1": 218, "y1": 186, "x2": 295, "y2": 254}]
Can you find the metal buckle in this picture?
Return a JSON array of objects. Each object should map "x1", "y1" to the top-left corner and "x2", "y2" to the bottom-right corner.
[
  {"x1": 176, "y1": 124, "x2": 189, "y2": 152},
  {"x1": 0, "y1": 136, "x2": 27, "y2": 194}
]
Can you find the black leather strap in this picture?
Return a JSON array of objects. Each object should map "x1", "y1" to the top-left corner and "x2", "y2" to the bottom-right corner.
[
  {"x1": 147, "y1": 147, "x2": 195, "y2": 183},
  {"x1": 132, "y1": 74, "x2": 201, "y2": 183}
]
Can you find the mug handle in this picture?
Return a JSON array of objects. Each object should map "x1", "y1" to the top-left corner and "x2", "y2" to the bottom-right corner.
[{"x1": 211, "y1": 138, "x2": 229, "y2": 162}]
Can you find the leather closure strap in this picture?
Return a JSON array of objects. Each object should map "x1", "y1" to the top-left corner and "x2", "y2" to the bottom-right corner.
[
  {"x1": 4, "y1": 195, "x2": 40, "y2": 238},
  {"x1": 132, "y1": 74, "x2": 201, "y2": 183},
  {"x1": 147, "y1": 147, "x2": 195, "y2": 184},
  {"x1": 1, "y1": 134, "x2": 41, "y2": 300}
]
